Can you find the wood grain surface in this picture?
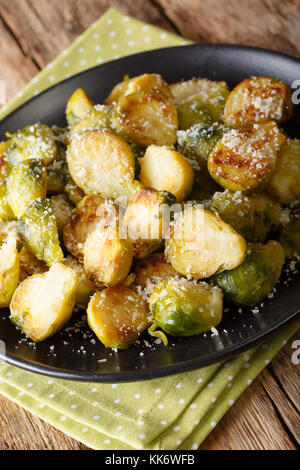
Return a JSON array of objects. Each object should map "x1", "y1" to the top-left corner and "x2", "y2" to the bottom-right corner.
[{"x1": 0, "y1": 0, "x2": 299, "y2": 451}]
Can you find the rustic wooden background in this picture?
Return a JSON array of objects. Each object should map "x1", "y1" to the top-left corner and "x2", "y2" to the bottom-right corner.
[{"x1": 0, "y1": 0, "x2": 299, "y2": 450}]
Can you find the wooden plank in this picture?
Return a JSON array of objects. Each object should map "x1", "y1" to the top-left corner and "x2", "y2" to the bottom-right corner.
[
  {"x1": 0, "y1": 0, "x2": 177, "y2": 70},
  {"x1": 154, "y1": 0, "x2": 300, "y2": 57}
]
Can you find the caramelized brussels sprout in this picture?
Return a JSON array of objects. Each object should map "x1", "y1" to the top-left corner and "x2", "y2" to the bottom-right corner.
[
  {"x1": 63, "y1": 194, "x2": 120, "y2": 261},
  {"x1": 268, "y1": 139, "x2": 300, "y2": 205},
  {"x1": 139, "y1": 145, "x2": 194, "y2": 202},
  {"x1": 18, "y1": 198, "x2": 63, "y2": 267},
  {"x1": 66, "y1": 88, "x2": 94, "y2": 127},
  {"x1": 87, "y1": 286, "x2": 151, "y2": 349},
  {"x1": 0, "y1": 182, "x2": 15, "y2": 220},
  {"x1": 209, "y1": 190, "x2": 277, "y2": 243},
  {"x1": 10, "y1": 263, "x2": 78, "y2": 342},
  {"x1": 0, "y1": 141, "x2": 12, "y2": 183},
  {"x1": 70, "y1": 104, "x2": 113, "y2": 137},
  {"x1": 84, "y1": 226, "x2": 133, "y2": 287},
  {"x1": 67, "y1": 129, "x2": 136, "y2": 200},
  {"x1": 165, "y1": 207, "x2": 246, "y2": 279},
  {"x1": 170, "y1": 78, "x2": 229, "y2": 106},
  {"x1": 113, "y1": 88, "x2": 178, "y2": 146},
  {"x1": 214, "y1": 241, "x2": 285, "y2": 306},
  {"x1": 6, "y1": 124, "x2": 57, "y2": 166},
  {"x1": 123, "y1": 187, "x2": 176, "y2": 256},
  {"x1": 149, "y1": 278, "x2": 223, "y2": 344},
  {"x1": 177, "y1": 122, "x2": 231, "y2": 170},
  {"x1": 50, "y1": 194, "x2": 73, "y2": 235},
  {"x1": 106, "y1": 73, "x2": 172, "y2": 105},
  {"x1": 7, "y1": 159, "x2": 47, "y2": 218},
  {"x1": 19, "y1": 247, "x2": 47, "y2": 282},
  {"x1": 279, "y1": 204, "x2": 300, "y2": 258},
  {"x1": 64, "y1": 255, "x2": 97, "y2": 307},
  {"x1": 223, "y1": 76, "x2": 292, "y2": 128},
  {"x1": 0, "y1": 233, "x2": 20, "y2": 307},
  {"x1": 208, "y1": 122, "x2": 286, "y2": 192},
  {"x1": 132, "y1": 252, "x2": 179, "y2": 299}
]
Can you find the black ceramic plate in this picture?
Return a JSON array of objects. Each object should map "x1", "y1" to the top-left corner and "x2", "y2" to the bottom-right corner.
[{"x1": 0, "y1": 45, "x2": 299, "y2": 383}]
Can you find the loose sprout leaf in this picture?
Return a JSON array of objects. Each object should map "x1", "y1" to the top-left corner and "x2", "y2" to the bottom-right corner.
[
  {"x1": 10, "y1": 263, "x2": 78, "y2": 342},
  {"x1": 66, "y1": 88, "x2": 94, "y2": 127},
  {"x1": 17, "y1": 198, "x2": 63, "y2": 267},
  {"x1": 87, "y1": 286, "x2": 151, "y2": 349}
]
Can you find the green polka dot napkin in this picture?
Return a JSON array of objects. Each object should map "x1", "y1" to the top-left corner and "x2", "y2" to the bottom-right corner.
[{"x1": 0, "y1": 8, "x2": 299, "y2": 450}]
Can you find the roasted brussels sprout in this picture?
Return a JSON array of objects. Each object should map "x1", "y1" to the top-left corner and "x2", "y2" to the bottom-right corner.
[
  {"x1": 64, "y1": 255, "x2": 97, "y2": 307},
  {"x1": 132, "y1": 252, "x2": 179, "y2": 299},
  {"x1": 7, "y1": 159, "x2": 47, "y2": 218},
  {"x1": 63, "y1": 194, "x2": 120, "y2": 261},
  {"x1": 70, "y1": 104, "x2": 113, "y2": 137},
  {"x1": 113, "y1": 88, "x2": 178, "y2": 147},
  {"x1": 165, "y1": 207, "x2": 246, "y2": 279},
  {"x1": 223, "y1": 76, "x2": 292, "y2": 129},
  {"x1": 87, "y1": 286, "x2": 151, "y2": 349},
  {"x1": 214, "y1": 241, "x2": 285, "y2": 306},
  {"x1": 0, "y1": 233, "x2": 20, "y2": 307},
  {"x1": 106, "y1": 73, "x2": 172, "y2": 105},
  {"x1": 208, "y1": 122, "x2": 286, "y2": 192},
  {"x1": 19, "y1": 247, "x2": 47, "y2": 282},
  {"x1": 177, "y1": 122, "x2": 231, "y2": 170},
  {"x1": 123, "y1": 187, "x2": 176, "y2": 254},
  {"x1": 66, "y1": 88, "x2": 94, "y2": 127},
  {"x1": 149, "y1": 278, "x2": 223, "y2": 344},
  {"x1": 67, "y1": 129, "x2": 136, "y2": 200},
  {"x1": 0, "y1": 182, "x2": 15, "y2": 220},
  {"x1": 50, "y1": 194, "x2": 73, "y2": 235},
  {"x1": 139, "y1": 145, "x2": 194, "y2": 202},
  {"x1": 209, "y1": 190, "x2": 277, "y2": 243},
  {"x1": 279, "y1": 204, "x2": 300, "y2": 258},
  {"x1": 84, "y1": 226, "x2": 133, "y2": 287},
  {"x1": 18, "y1": 198, "x2": 63, "y2": 267},
  {"x1": 170, "y1": 78, "x2": 229, "y2": 106},
  {"x1": 64, "y1": 173, "x2": 85, "y2": 205},
  {"x1": 6, "y1": 124, "x2": 57, "y2": 166},
  {"x1": 0, "y1": 141, "x2": 12, "y2": 184},
  {"x1": 268, "y1": 139, "x2": 300, "y2": 205},
  {"x1": 10, "y1": 263, "x2": 78, "y2": 342}
]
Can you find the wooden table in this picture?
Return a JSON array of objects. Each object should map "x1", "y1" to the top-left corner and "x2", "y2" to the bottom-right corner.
[{"x1": 0, "y1": 0, "x2": 299, "y2": 451}]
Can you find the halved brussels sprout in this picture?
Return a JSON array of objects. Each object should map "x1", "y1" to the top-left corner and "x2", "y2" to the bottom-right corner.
[
  {"x1": 0, "y1": 182, "x2": 15, "y2": 220},
  {"x1": 209, "y1": 190, "x2": 277, "y2": 243},
  {"x1": 64, "y1": 255, "x2": 97, "y2": 307},
  {"x1": 123, "y1": 187, "x2": 176, "y2": 253},
  {"x1": 279, "y1": 204, "x2": 300, "y2": 258},
  {"x1": 87, "y1": 286, "x2": 151, "y2": 349},
  {"x1": 214, "y1": 240, "x2": 285, "y2": 306},
  {"x1": 67, "y1": 129, "x2": 136, "y2": 200},
  {"x1": 84, "y1": 226, "x2": 133, "y2": 287},
  {"x1": 177, "y1": 122, "x2": 231, "y2": 171},
  {"x1": 50, "y1": 194, "x2": 73, "y2": 235},
  {"x1": 113, "y1": 88, "x2": 178, "y2": 146},
  {"x1": 19, "y1": 247, "x2": 47, "y2": 282},
  {"x1": 0, "y1": 233, "x2": 20, "y2": 308},
  {"x1": 170, "y1": 78, "x2": 229, "y2": 105},
  {"x1": 139, "y1": 145, "x2": 194, "y2": 202},
  {"x1": 7, "y1": 159, "x2": 47, "y2": 218},
  {"x1": 149, "y1": 278, "x2": 223, "y2": 344},
  {"x1": 223, "y1": 76, "x2": 292, "y2": 129},
  {"x1": 63, "y1": 194, "x2": 120, "y2": 261},
  {"x1": 66, "y1": 88, "x2": 94, "y2": 127},
  {"x1": 0, "y1": 141, "x2": 12, "y2": 184},
  {"x1": 208, "y1": 122, "x2": 286, "y2": 192},
  {"x1": 106, "y1": 73, "x2": 172, "y2": 105},
  {"x1": 70, "y1": 104, "x2": 113, "y2": 137},
  {"x1": 165, "y1": 207, "x2": 246, "y2": 279},
  {"x1": 10, "y1": 263, "x2": 78, "y2": 342},
  {"x1": 268, "y1": 139, "x2": 300, "y2": 205},
  {"x1": 133, "y1": 252, "x2": 179, "y2": 299},
  {"x1": 18, "y1": 198, "x2": 63, "y2": 267},
  {"x1": 6, "y1": 124, "x2": 57, "y2": 166}
]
